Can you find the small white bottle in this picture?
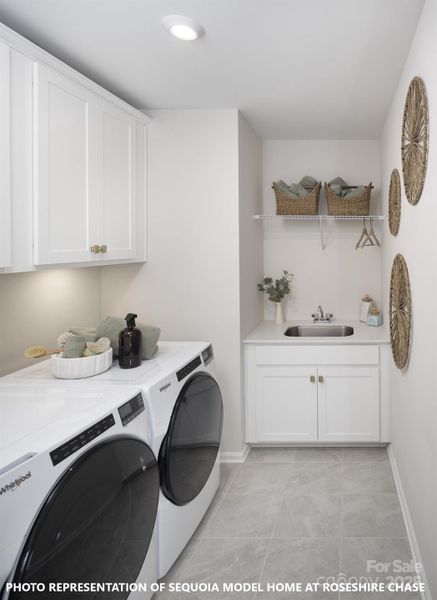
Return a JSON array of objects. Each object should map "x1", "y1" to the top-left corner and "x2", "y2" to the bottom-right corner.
[{"x1": 360, "y1": 295, "x2": 373, "y2": 323}]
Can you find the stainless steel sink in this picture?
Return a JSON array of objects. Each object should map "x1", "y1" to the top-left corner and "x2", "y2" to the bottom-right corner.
[{"x1": 284, "y1": 325, "x2": 354, "y2": 337}]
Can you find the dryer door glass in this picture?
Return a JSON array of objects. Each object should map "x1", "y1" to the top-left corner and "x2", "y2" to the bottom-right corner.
[
  {"x1": 9, "y1": 438, "x2": 159, "y2": 600},
  {"x1": 159, "y1": 372, "x2": 223, "y2": 506}
]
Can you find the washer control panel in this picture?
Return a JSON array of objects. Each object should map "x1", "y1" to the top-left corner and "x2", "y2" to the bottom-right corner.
[
  {"x1": 202, "y1": 345, "x2": 214, "y2": 365},
  {"x1": 50, "y1": 414, "x2": 115, "y2": 466},
  {"x1": 118, "y1": 392, "x2": 145, "y2": 426},
  {"x1": 176, "y1": 355, "x2": 201, "y2": 382}
]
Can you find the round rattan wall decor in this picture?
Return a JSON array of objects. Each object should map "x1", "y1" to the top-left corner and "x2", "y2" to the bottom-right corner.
[
  {"x1": 388, "y1": 168, "x2": 401, "y2": 236},
  {"x1": 401, "y1": 76, "x2": 429, "y2": 205},
  {"x1": 390, "y1": 254, "x2": 412, "y2": 370}
]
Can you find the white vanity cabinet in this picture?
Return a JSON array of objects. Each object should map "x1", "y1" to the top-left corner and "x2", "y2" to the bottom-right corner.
[
  {"x1": 33, "y1": 65, "x2": 145, "y2": 266},
  {"x1": 0, "y1": 40, "x2": 11, "y2": 268},
  {"x1": 317, "y1": 367, "x2": 380, "y2": 441},
  {"x1": 245, "y1": 343, "x2": 387, "y2": 444},
  {"x1": 255, "y1": 366, "x2": 318, "y2": 442}
]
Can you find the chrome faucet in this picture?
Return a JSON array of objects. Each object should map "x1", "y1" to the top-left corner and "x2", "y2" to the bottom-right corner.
[{"x1": 312, "y1": 305, "x2": 333, "y2": 323}]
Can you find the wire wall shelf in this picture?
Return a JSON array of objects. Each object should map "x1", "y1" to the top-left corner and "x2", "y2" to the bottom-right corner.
[
  {"x1": 253, "y1": 214, "x2": 385, "y2": 250},
  {"x1": 253, "y1": 214, "x2": 384, "y2": 221}
]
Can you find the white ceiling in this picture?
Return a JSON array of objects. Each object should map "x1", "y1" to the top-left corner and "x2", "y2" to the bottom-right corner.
[{"x1": 0, "y1": 0, "x2": 424, "y2": 139}]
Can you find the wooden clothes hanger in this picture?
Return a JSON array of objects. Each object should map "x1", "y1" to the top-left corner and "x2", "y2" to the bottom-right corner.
[{"x1": 356, "y1": 217, "x2": 381, "y2": 249}]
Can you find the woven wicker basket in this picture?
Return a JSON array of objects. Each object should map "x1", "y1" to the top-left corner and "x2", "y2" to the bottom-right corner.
[
  {"x1": 325, "y1": 183, "x2": 372, "y2": 216},
  {"x1": 273, "y1": 182, "x2": 321, "y2": 215}
]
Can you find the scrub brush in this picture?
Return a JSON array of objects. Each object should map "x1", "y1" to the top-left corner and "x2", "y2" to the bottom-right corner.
[{"x1": 24, "y1": 346, "x2": 62, "y2": 358}]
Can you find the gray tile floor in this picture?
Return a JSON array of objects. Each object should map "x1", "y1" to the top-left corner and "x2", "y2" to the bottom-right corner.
[{"x1": 155, "y1": 447, "x2": 421, "y2": 600}]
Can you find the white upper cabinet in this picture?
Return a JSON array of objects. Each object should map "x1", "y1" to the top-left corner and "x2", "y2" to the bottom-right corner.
[
  {"x1": 0, "y1": 40, "x2": 11, "y2": 268},
  {"x1": 97, "y1": 98, "x2": 137, "y2": 261},
  {"x1": 33, "y1": 64, "x2": 98, "y2": 265},
  {"x1": 33, "y1": 65, "x2": 145, "y2": 266},
  {"x1": 0, "y1": 23, "x2": 148, "y2": 272}
]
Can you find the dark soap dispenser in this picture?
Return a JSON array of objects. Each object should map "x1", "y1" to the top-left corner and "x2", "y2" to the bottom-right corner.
[{"x1": 118, "y1": 313, "x2": 142, "y2": 369}]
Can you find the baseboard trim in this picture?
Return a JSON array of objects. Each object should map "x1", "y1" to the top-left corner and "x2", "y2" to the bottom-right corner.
[
  {"x1": 220, "y1": 445, "x2": 249, "y2": 463},
  {"x1": 388, "y1": 445, "x2": 431, "y2": 600}
]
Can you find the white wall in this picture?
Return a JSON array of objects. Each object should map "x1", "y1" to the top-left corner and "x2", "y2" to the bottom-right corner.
[
  {"x1": 262, "y1": 140, "x2": 382, "y2": 320},
  {"x1": 238, "y1": 113, "x2": 263, "y2": 448},
  {"x1": 100, "y1": 109, "x2": 246, "y2": 455},
  {"x1": 0, "y1": 268, "x2": 101, "y2": 375},
  {"x1": 238, "y1": 114, "x2": 263, "y2": 339},
  {"x1": 381, "y1": 0, "x2": 437, "y2": 596}
]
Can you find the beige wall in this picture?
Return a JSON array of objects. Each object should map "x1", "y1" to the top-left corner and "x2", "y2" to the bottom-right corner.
[
  {"x1": 0, "y1": 268, "x2": 101, "y2": 376},
  {"x1": 99, "y1": 109, "x2": 245, "y2": 455},
  {"x1": 381, "y1": 0, "x2": 437, "y2": 595}
]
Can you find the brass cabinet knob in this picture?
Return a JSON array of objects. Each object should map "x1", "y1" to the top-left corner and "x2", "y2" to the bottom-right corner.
[
  {"x1": 319, "y1": 375, "x2": 324, "y2": 383},
  {"x1": 90, "y1": 245, "x2": 108, "y2": 254},
  {"x1": 310, "y1": 375, "x2": 316, "y2": 383}
]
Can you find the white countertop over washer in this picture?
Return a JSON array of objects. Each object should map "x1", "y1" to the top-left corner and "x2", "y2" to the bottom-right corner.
[{"x1": 244, "y1": 320, "x2": 390, "y2": 345}]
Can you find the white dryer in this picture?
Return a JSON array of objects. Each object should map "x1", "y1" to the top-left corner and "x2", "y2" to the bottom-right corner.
[
  {"x1": 0, "y1": 385, "x2": 159, "y2": 600},
  {"x1": 5, "y1": 342, "x2": 224, "y2": 579}
]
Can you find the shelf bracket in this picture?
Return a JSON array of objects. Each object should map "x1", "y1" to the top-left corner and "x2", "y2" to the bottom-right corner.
[{"x1": 319, "y1": 217, "x2": 326, "y2": 250}]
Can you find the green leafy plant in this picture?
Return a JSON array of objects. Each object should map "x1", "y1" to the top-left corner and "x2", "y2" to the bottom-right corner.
[{"x1": 257, "y1": 270, "x2": 294, "y2": 303}]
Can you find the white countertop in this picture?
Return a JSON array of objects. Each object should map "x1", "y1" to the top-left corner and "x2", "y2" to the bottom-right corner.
[{"x1": 244, "y1": 320, "x2": 390, "y2": 345}]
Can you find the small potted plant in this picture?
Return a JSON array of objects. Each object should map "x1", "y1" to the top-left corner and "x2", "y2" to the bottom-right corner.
[{"x1": 257, "y1": 270, "x2": 294, "y2": 324}]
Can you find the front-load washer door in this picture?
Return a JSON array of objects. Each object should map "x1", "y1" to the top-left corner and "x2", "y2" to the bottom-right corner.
[
  {"x1": 7, "y1": 437, "x2": 159, "y2": 600},
  {"x1": 159, "y1": 372, "x2": 223, "y2": 506}
]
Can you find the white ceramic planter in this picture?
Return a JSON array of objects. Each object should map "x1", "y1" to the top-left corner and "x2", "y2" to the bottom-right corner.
[{"x1": 51, "y1": 348, "x2": 113, "y2": 379}]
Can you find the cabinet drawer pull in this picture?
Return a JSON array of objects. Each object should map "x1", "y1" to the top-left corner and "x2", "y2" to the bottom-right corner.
[
  {"x1": 90, "y1": 245, "x2": 101, "y2": 253},
  {"x1": 319, "y1": 375, "x2": 324, "y2": 383},
  {"x1": 310, "y1": 375, "x2": 316, "y2": 383},
  {"x1": 100, "y1": 244, "x2": 107, "y2": 254}
]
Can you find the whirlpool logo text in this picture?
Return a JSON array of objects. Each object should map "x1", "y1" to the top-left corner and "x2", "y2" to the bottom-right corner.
[{"x1": 0, "y1": 471, "x2": 32, "y2": 495}]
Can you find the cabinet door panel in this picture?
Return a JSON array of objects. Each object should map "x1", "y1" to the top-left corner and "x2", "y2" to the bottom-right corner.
[
  {"x1": 255, "y1": 367, "x2": 318, "y2": 442},
  {"x1": 98, "y1": 99, "x2": 136, "y2": 260},
  {"x1": 33, "y1": 64, "x2": 98, "y2": 264},
  {"x1": 318, "y1": 367, "x2": 380, "y2": 442},
  {"x1": 0, "y1": 40, "x2": 11, "y2": 268}
]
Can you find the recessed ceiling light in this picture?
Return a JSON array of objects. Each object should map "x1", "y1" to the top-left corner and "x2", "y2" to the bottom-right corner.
[{"x1": 162, "y1": 15, "x2": 204, "y2": 41}]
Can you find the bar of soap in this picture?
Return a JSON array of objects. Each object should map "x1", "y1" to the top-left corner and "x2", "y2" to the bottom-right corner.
[{"x1": 63, "y1": 335, "x2": 87, "y2": 358}]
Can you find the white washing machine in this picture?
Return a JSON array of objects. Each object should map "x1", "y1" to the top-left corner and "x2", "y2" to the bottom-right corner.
[
  {"x1": 0, "y1": 384, "x2": 159, "y2": 599},
  {"x1": 4, "y1": 342, "x2": 224, "y2": 579}
]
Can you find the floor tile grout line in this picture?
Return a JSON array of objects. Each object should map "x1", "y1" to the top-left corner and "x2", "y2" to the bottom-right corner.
[{"x1": 254, "y1": 484, "x2": 284, "y2": 600}]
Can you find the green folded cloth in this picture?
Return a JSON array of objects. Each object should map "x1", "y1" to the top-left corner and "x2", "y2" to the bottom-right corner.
[
  {"x1": 275, "y1": 180, "x2": 308, "y2": 198},
  {"x1": 96, "y1": 316, "x2": 160, "y2": 360},
  {"x1": 299, "y1": 175, "x2": 318, "y2": 189},
  {"x1": 344, "y1": 185, "x2": 365, "y2": 198},
  {"x1": 63, "y1": 335, "x2": 86, "y2": 358},
  {"x1": 329, "y1": 177, "x2": 348, "y2": 188},
  {"x1": 330, "y1": 183, "x2": 343, "y2": 196},
  {"x1": 69, "y1": 327, "x2": 97, "y2": 343}
]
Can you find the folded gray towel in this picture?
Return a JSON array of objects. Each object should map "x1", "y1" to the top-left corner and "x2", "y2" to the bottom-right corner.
[
  {"x1": 275, "y1": 180, "x2": 311, "y2": 198},
  {"x1": 330, "y1": 183, "x2": 343, "y2": 196},
  {"x1": 63, "y1": 335, "x2": 86, "y2": 358},
  {"x1": 96, "y1": 316, "x2": 161, "y2": 360},
  {"x1": 344, "y1": 185, "x2": 365, "y2": 198},
  {"x1": 299, "y1": 175, "x2": 318, "y2": 189},
  {"x1": 329, "y1": 177, "x2": 348, "y2": 188}
]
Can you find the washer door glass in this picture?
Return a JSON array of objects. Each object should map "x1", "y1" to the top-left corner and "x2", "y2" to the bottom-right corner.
[
  {"x1": 9, "y1": 437, "x2": 159, "y2": 600},
  {"x1": 159, "y1": 372, "x2": 223, "y2": 506}
]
